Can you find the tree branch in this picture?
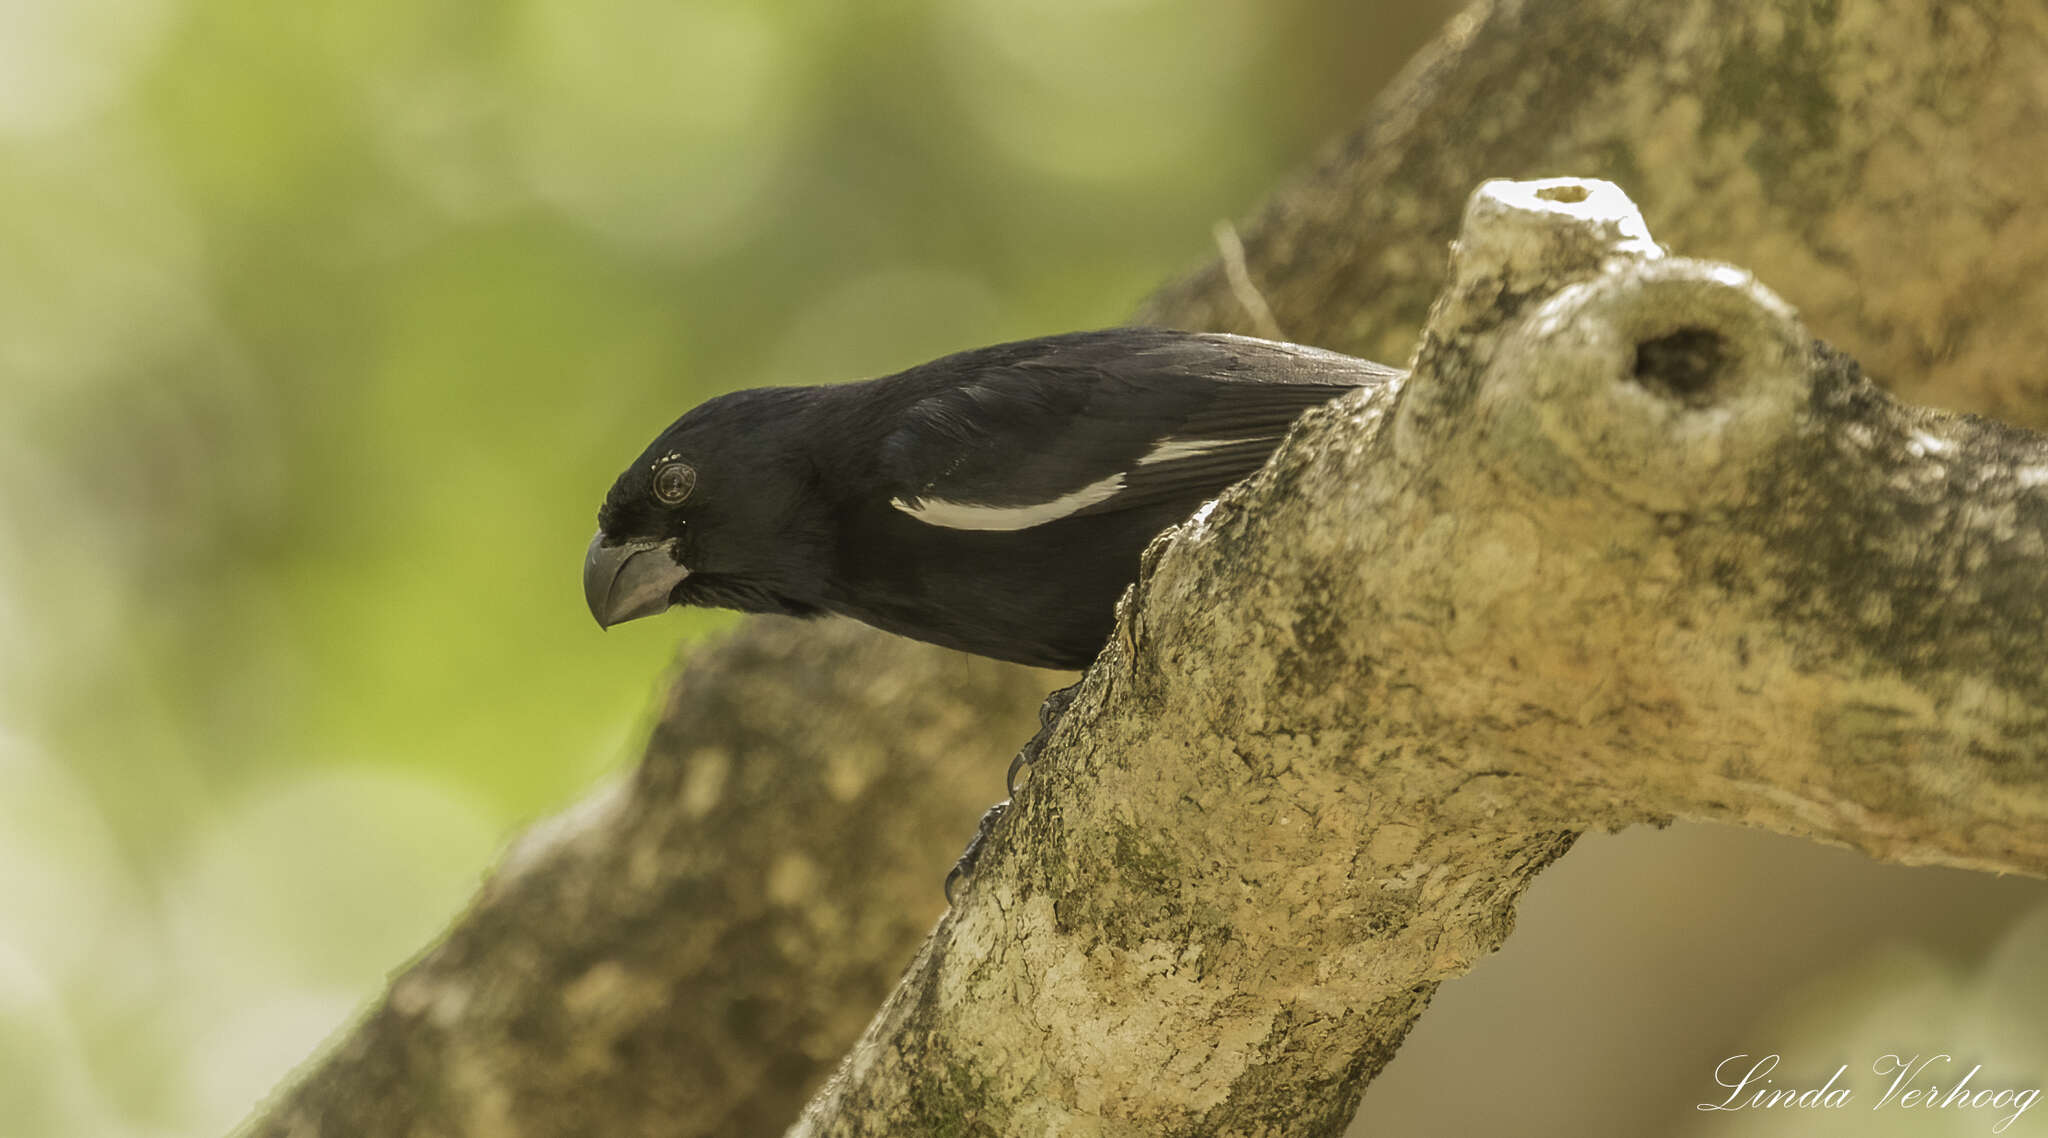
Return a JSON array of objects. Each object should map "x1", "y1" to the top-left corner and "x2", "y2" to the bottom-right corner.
[{"x1": 789, "y1": 178, "x2": 2048, "y2": 1135}]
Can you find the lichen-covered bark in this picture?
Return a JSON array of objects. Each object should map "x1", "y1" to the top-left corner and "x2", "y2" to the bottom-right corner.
[
  {"x1": 246, "y1": 620, "x2": 1058, "y2": 1138},
  {"x1": 1140, "y1": 0, "x2": 2048, "y2": 429},
  {"x1": 788, "y1": 180, "x2": 2048, "y2": 1135}
]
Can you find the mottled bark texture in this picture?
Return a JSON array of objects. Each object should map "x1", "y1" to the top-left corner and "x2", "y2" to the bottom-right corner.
[
  {"x1": 1142, "y1": 0, "x2": 2048, "y2": 431},
  {"x1": 243, "y1": 1, "x2": 2048, "y2": 1135},
  {"x1": 786, "y1": 179, "x2": 2048, "y2": 1136}
]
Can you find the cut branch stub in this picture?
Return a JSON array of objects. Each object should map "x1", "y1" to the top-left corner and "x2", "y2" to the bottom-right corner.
[
  {"x1": 1399, "y1": 177, "x2": 1812, "y2": 517},
  {"x1": 1394, "y1": 176, "x2": 1666, "y2": 457},
  {"x1": 1489, "y1": 257, "x2": 1810, "y2": 513}
]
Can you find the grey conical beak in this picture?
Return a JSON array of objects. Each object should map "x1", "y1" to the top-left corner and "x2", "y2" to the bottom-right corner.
[{"x1": 584, "y1": 532, "x2": 689, "y2": 628}]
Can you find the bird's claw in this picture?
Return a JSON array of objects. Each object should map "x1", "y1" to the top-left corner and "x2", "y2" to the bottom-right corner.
[
  {"x1": 1004, "y1": 681, "x2": 1081, "y2": 797},
  {"x1": 945, "y1": 800, "x2": 1010, "y2": 906}
]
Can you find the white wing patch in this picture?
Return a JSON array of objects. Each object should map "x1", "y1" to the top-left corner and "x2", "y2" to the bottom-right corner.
[
  {"x1": 889, "y1": 436, "x2": 1277, "y2": 532},
  {"x1": 1135, "y1": 437, "x2": 1248, "y2": 466},
  {"x1": 892, "y1": 472, "x2": 1125, "y2": 532}
]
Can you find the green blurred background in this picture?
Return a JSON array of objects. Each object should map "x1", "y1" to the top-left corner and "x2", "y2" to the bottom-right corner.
[{"x1": 0, "y1": 2, "x2": 2041, "y2": 1137}]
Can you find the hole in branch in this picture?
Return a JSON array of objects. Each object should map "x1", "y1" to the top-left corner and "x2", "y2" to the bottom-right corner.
[
  {"x1": 1537, "y1": 184, "x2": 1590, "y2": 203},
  {"x1": 1632, "y1": 327, "x2": 1729, "y2": 406}
]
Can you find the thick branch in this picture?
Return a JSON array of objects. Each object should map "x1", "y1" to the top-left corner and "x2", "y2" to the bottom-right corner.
[{"x1": 790, "y1": 180, "x2": 2048, "y2": 1135}]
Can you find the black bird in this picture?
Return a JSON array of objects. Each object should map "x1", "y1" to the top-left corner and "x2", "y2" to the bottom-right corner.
[{"x1": 584, "y1": 327, "x2": 1401, "y2": 670}]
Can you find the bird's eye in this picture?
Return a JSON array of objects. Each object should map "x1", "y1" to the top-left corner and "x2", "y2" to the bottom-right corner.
[{"x1": 653, "y1": 461, "x2": 697, "y2": 506}]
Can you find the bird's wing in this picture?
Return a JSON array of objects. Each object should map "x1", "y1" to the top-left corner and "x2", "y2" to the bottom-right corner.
[{"x1": 879, "y1": 330, "x2": 1400, "y2": 532}]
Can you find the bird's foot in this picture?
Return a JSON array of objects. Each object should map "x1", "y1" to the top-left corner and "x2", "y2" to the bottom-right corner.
[
  {"x1": 948, "y1": 682, "x2": 1082, "y2": 906},
  {"x1": 944, "y1": 800, "x2": 1009, "y2": 906},
  {"x1": 1005, "y1": 681, "x2": 1081, "y2": 797}
]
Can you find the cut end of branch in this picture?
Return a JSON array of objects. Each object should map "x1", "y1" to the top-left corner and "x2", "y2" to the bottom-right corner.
[{"x1": 1632, "y1": 327, "x2": 1730, "y2": 406}]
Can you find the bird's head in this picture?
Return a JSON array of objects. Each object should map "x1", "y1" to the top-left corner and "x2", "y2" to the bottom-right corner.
[{"x1": 584, "y1": 386, "x2": 829, "y2": 629}]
